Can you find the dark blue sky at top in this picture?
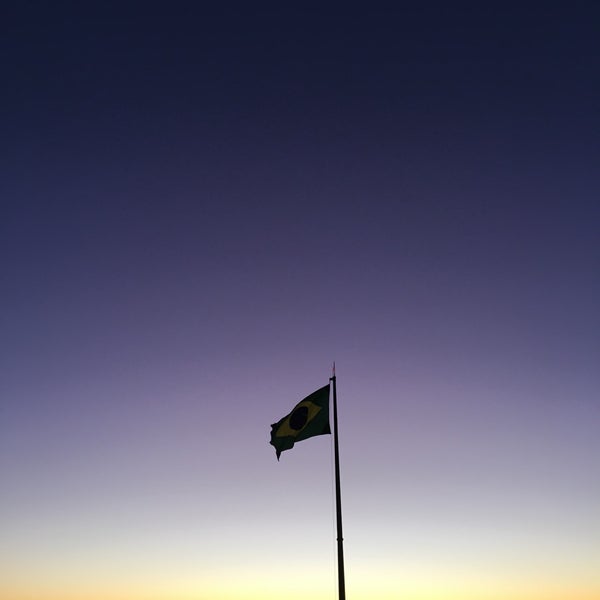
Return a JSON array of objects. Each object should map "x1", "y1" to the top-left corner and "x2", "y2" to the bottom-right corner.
[{"x1": 2, "y1": 3, "x2": 598, "y2": 414}]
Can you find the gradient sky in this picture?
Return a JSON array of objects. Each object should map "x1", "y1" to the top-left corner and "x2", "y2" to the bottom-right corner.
[{"x1": 1, "y1": 4, "x2": 599, "y2": 600}]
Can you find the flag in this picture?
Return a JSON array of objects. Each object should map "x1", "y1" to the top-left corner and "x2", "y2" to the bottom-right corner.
[{"x1": 270, "y1": 384, "x2": 331, "y2": 459}]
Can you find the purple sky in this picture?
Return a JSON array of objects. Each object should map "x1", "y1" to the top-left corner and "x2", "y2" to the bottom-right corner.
[{"x1": 1, "y1": 5, "x2": 599, "y2": 600}]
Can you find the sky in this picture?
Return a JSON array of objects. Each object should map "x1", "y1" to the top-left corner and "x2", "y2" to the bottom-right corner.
[{"x1": 1, "y1": 3, "x2": 599, "y2": 600}]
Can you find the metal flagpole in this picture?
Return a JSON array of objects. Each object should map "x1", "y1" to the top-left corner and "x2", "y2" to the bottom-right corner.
[{"x1": 330, "y1": 366, "x2": 346, "y2": 600}]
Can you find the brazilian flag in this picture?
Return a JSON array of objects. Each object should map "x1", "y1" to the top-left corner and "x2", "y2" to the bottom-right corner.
[{"x1": 270, "y1": 384, "x2": 331, "y2": 460}]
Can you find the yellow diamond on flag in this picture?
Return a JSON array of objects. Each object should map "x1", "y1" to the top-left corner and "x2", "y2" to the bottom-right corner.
[{"x1": 269, "y1": 384, "x2": 331, "y2": 459}]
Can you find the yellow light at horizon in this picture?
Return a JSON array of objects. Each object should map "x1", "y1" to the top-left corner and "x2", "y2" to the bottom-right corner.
[{"x1": 2, "y1": 566, "x2": 600, "y2": 600}]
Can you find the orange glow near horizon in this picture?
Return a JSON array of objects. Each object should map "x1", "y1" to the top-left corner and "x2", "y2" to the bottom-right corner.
[{"x1": 2, "y1": 561, "x2": 600, "y2": 600}]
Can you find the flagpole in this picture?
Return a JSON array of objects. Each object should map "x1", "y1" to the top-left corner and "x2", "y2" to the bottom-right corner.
[{"x1": 330, "y1": 372, "x2": 346, "y2": 600}]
